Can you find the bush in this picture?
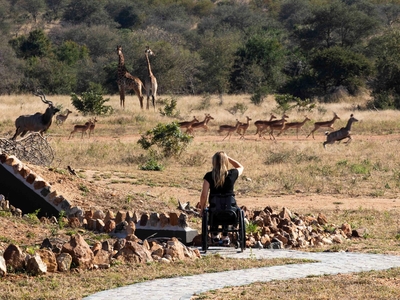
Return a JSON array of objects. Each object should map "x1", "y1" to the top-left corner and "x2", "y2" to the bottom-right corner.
[
  {"x1": 71, "y1": 90, "x2": 113, "y2": 115},
  {"x1": 158, "y1": 97, "x2": 180, "y2": 117},
  {"x1": 137, "y1": 122, "x2": 193, "y2": 158}
]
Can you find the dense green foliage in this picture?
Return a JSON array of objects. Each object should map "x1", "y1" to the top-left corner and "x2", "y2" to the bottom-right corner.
[
  {"x1": 71, "y1": 90, "x2": 113, "y2": 115},
  {"x1": 1, "y1": 0, "x2": 400, "y2": 106},
  {"x1": 137, "y1": 122, "x2": 193, "y2": 158}
]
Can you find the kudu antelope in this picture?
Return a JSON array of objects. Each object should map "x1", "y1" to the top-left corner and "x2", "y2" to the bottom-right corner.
[
  {"x1": 187, "y1": 114, "x2": 214, "y2": 134},
  {"x1": 236, "y1": 116, "x2": 252, "y2": 139},
  {"x1": 254, "y1": 113, "x2": 277, "y2": 137},
  {"x1": 56, "y1": 109, "x2": 72, "y2": 126},
  {"x1": 218, "y1": 119, "x2": 241, "y2": 141},
  {"x1": 69, "y1": 119, "x2": 94, "y2": 139},
  {"x1": 178, "y1": 116, "x2": 199, "y2": 131},
  {"x1": 323, "y1": 114, "x2": 358, "y2": 148},
  {"x1": 277, "y1": 116, "x2": 311, "y2": 139},
  {"x1": 306, "y1": 113, "x2": 340, "y2": 139},
  {"x1": 12, "y1": 90, "x2": 60, "y2": 141}
]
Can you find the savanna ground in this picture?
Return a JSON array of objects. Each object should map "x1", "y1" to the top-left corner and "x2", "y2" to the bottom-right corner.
[{"x1": 1, "y1": 93, "x2": 400, "y2": 299}]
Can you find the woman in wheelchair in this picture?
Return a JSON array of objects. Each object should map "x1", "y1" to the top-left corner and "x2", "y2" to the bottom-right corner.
[{"x1": 199, "y1": 151, "x2": 244, "y2": 245}]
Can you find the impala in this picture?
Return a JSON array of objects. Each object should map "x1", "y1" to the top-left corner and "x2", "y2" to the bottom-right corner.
[
  {"x1": 55, "y1": 109, "x2": 73, "y2": 126},
  {"x1": 69, "y1": 119, "x2": 93, "y2": 139},
  {"x1": 306, "y1": 113, "x2": 340, "y2": 139},
  {"x1": 187, "y1": 114, "x2": 214, "y2": 134},
  {"x1": 254, "y1": 113, "x2": 277, "y2": 137},
  {"x1": 257, "y1": 114, "x2": 289, "y2": 139},
  {"x1": 218, "y1": 119, "x2": 241, "y2": 141},
  {"x1": 277, "y1": 116, "x2": 311, "y2": 139},
  {"x1": 178, "y1": 116, "x2": 199, "y2": 131},
  {"x1": 236, "y1": 116, "x2": 252, "y2": 140},
  {"x1": 88, "y1": 117, "x2": 97, "y2": 138}
]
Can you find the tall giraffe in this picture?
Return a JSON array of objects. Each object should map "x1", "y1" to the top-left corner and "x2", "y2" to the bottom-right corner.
[
  {"x1": 116, "y1": 45, "x2": 145, "y2": 109},
  {"x1": 144, "y1": 46, "x2": 158, "y2": 110}
]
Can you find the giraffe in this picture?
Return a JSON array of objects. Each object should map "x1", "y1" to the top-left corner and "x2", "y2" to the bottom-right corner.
[
  {"x1": 144, "y1": 46, "x2": 158, "y2": 110},
  {"x1": 116, "y1": 45, "x2": 145, "y2": 109}
]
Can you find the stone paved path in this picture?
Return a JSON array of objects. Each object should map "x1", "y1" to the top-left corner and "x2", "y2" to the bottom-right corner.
[{"x1": 84, "y1": 247, "x2": 400, "y2": 300}]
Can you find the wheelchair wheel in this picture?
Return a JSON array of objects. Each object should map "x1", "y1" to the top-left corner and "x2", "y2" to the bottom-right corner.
[
  {"x1": 201, "y1": 209, "x2": 209, "y2": 252},
  {"x1": 238, "y1": 209, "x2": 246, "y2": 252}
]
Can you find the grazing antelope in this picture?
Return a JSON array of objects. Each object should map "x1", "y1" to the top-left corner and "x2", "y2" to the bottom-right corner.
[
  {"x1": 254, "y1": 113, "x2": 277, "y2": 137},
  {"x1": 12, "y1": 90, "x2": 60, "y2": 141},
  {"x1": 218, "y1": 119, "x2": 241, "y2": 141},
  {"x1": 187, "y1": 114, "x2": 214, "y2": 134},
  {"x1": 69, "y1": 120, "x2": 93, "y2": 139},
  {"x1": 306, "y1": 112, "x2": 340, "y2": 139},
  {"x1": 236, "y1": 116, "x2": 252, "y2": 139},
  {"x1": 258, "y1": 114, "x2": 289, "y2": 139},
  {"x1": 56, "y1": 109, "x2": 72, "y2": 126},
  {"x1": 178, "y1": 116, "x2": 199, "y2": 131},
  {"x1": 277, "y1": 116, "x2": 311, "y2": 139},
  {"x1": 323, "y1": 114, "x2": 358, "y2": 148},
  {"x1": 88, "y1": 117, "x2": 97, "y2": 138}
]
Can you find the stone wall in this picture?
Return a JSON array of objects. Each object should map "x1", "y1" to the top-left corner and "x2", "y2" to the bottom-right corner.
[{"x1": 0, "y1": 153, "x2": 82, "y2": 217}]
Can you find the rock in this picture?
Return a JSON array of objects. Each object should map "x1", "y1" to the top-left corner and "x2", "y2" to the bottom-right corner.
[
  {"x1": 115, "y1": 241, "x2": 153, "y2": 263},
  {"x1": 3, "y1": 244, "x2": 25, "y2": 271},
  {"x1": 178, "y1": 213, "x2": 188, "y2": 228},
  {"x1": 37, "y1": 249, "x2": 57, "y2": 272},
  {"x1": 68, "y1": 217, "x2": 81, "y2": 228},
  {"x1": 169, "y1": 213, "x2": 179, "y2": 226},
  {"x1": 115, "y1": 211, "x2": 126, "y2": 225},
  {"x1": 126, "y1": 221, "x2": 136, "y2": 235},
  {"x1": 104, "y1": 219, "x2": 116, "y2": 233},
  {"x1": 104, "y1": 210, "x2": 115, "y2": 223},
  {"x1": 61, "y1": 234, "x2": 94, "y2": 270},
  {"x1": 26, "y1": 253, "x2": 47, "y2": 275},
  {"x1": 317, "y1": 213, "x2": 328, "y2": 225},
  {"x1": 93, "y1": 210, "x2": 105, "y2": 220},
  {"x1": 278, "y1": 207, "x2": 292, "y2": 221},
  {"x1": 0, "y1": 256, "x2": 6, "y2": 277},
  {"x1": 341, "y1": 223, "x2": 352, "y2": 238},
  {"x1": 164, "y1": 237, "x2": 187, "y2": 261},
  {"x1": 56, "y1": 253, "x2": 72, "y2": 272},
  {"x1": 149, "y1": 213, "x2": 159, "y2": 226},
  {"x1": 352, "y1": 227, "x2": 368, "y2": 238},
  {"x1": 96, "y1": 219, "x2": 105, "y2": 232},
  {"x1": 159, "y1": 213, "x2": 169, "y2": 228},
  {"x1": 139, "y1": 213, "x2": 149, "y2": 226}
]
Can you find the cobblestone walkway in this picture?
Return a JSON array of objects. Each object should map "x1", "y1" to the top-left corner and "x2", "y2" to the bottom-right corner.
[{"x1": 84, "y1": 247, "x2": 400, "y2": 300}]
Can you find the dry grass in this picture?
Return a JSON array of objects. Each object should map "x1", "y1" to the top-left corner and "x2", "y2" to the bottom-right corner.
[
  {"x1": 2, "y1": 93, "x2": 400, "y2": 299},
  {"x1": 192, "y1": 268, "x2": 400, "y2": 300}
]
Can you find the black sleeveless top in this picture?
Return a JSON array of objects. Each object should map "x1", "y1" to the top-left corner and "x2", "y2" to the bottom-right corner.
[{"x1": 203, "y1": 169, "x2": 239, "y2": 196}]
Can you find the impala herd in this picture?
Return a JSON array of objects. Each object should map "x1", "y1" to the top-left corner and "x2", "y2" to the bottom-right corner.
[
  {"x1": 178, "y1": 112, "x2": 357, "y2": 146},
  {"x1": 10, "y1": 92, "x2": 356, "y2": 147}
]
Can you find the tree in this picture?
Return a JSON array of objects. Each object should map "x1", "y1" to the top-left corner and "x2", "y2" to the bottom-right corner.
[
  {"x1": 369, "y1": 30, "x2": 400, "y2": 109},
  {"x1": 197, "y1": 32, "x2": 239, "y2": 95},
  {"x1": 17, "y1": 0, "x2": 46, "y2": 23},
  {"x1": 56, "y1": 40, "x2": 89, "y2": 65},
  {"x1": 309, "y1": 46, "x2": 372, "y2": 97},
  {"x1": 231, "y1": 32, "x2": 286, "y2": 94},
  {"x1": 294, "y1": 1, "x2": 378, "y2": 50},
  {"x1": 10, "y1": 29, "x2": 52, "y2": 59}
]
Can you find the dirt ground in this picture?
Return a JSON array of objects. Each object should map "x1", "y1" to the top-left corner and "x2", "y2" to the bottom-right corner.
[{"x1": 25, "y1": 132, "x2": 400, "y2": 214}]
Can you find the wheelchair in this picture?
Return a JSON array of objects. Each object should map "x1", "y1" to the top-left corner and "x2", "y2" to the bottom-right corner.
[{"x1": 201, "y1": 194, "x2": 246, "y2": 253}]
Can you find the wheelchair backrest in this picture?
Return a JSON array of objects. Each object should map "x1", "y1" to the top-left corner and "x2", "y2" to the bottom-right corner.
[{"x1": 208, "y1": 195, "x2": 238, "y2": 225}]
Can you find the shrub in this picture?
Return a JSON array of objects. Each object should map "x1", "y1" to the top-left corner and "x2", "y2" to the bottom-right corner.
[
  {"x1": 71, "y1": 90, "x2": 113, "y2": 115},
  {"x1": 158, "y1": 97, "x2": 180, "y2": 117},
  {"x1": 137, "y1": 122, "x2": 193, "y2": 158}
]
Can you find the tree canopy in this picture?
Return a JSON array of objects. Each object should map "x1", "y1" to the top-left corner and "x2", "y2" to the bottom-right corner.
[{"x1": 0, "y1": 0, "x2": 399, "y2": 107}]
